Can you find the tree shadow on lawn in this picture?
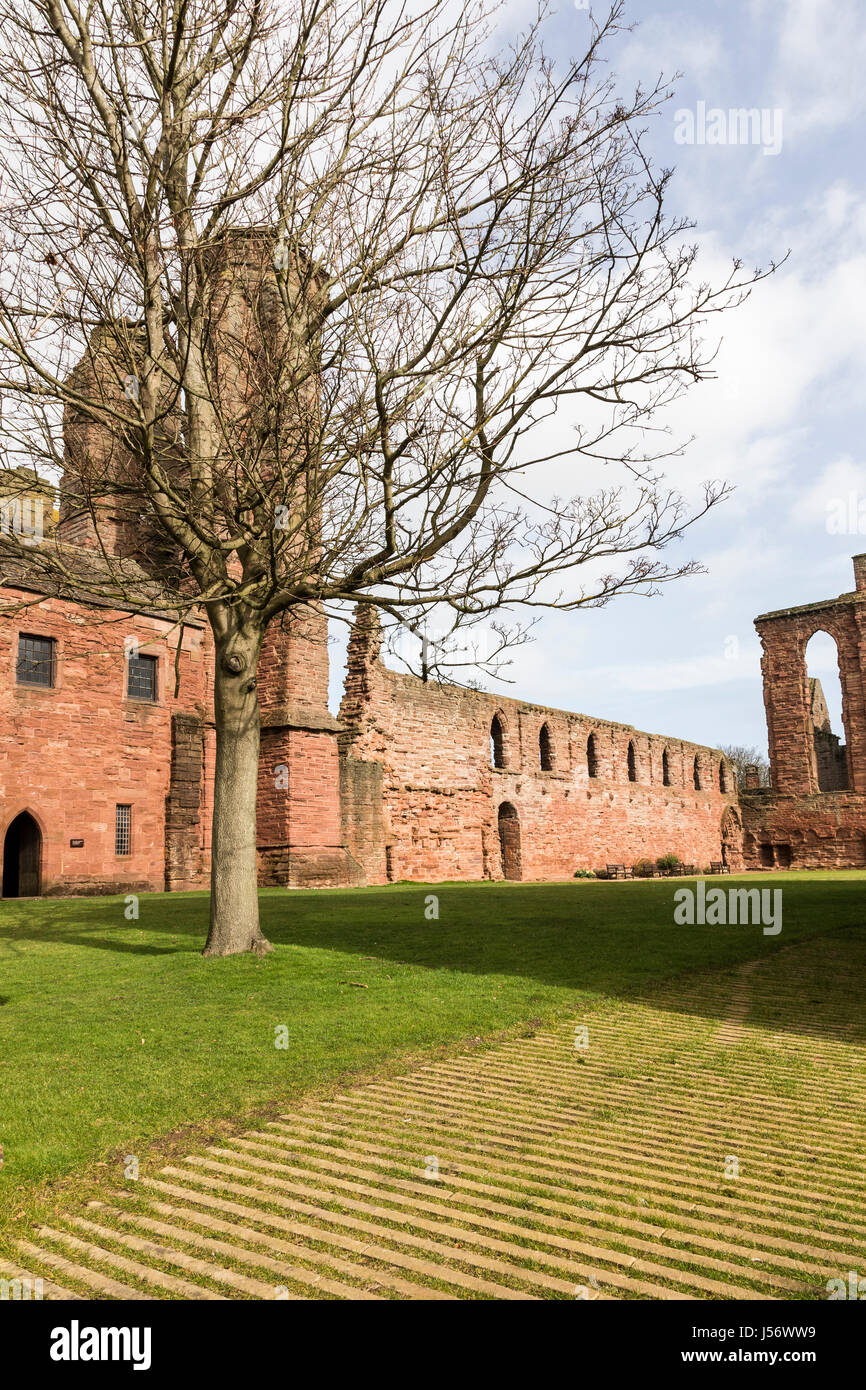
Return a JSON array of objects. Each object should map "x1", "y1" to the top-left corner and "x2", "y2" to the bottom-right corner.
[
  {"x1": 0, "y1": 894, "x2": 204, "y2": 956},
  {"x1": 0, "y1": 878, "x2": 864, "y2": 1042},
  {"x1": 256, "y1": 879, "x2": 866, "y2": 1044}
]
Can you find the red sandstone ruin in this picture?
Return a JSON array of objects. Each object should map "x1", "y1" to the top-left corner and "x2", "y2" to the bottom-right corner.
[
  {"x1": 738, "y1": 554, "x2": 866, "y2": 870},
  {"x1": 1, "y1": 232, "x2": 863, "y2": 894},
  {"x1": 4, "y1": 512, "x2": 865, "y2": 893}
]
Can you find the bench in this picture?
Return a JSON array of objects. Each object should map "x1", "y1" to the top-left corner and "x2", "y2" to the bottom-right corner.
[
  {"x1": 605, "y1": 863, "x2": 633, "y2": 880},
  {"x1": 709, "y1": 861, "x2": 730, "y2": 874}
]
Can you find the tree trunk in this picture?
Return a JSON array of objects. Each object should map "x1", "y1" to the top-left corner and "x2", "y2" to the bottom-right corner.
[{"x1": 202, "y1": 627, "x2": 273, "y2": 958}]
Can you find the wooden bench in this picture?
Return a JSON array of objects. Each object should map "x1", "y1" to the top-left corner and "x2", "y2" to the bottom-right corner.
[
  {"x1": 709, "y1": 861, "x2": 730, "y2": 874},
  {"x1": 605, "y1": 863, "x2": 632, "y2": 880}
]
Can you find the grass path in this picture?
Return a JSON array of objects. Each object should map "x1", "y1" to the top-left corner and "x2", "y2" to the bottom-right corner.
[{"x1": 5, "y1": 924, "x2": 866, "y2": 1300}]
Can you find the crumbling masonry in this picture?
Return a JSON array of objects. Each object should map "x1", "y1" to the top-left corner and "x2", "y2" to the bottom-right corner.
[
  {"x1": 738, "y1": 554, "x2": 866, "y2": 870},
  {"x1": 3, "y1": 471, "x2": 864, "y2": 893},
  {"x1": 1, "y1": 225, "x2": 864, "y2": 892}
]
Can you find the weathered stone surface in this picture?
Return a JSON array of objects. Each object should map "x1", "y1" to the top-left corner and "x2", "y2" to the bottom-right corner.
[
  {"x1": 338, "y1": 607, "x2": 737, "y2": 882},
  {"x1": 742, "y1": 554, "x2": 866, "y2": 868},
  {"x1": 0, "y1": 591, "x2": 210, "y2": 895}
]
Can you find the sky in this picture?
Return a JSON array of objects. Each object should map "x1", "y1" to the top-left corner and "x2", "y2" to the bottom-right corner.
[{"x1": 328, "y1": 0, "x2": 866, "y2": 756}]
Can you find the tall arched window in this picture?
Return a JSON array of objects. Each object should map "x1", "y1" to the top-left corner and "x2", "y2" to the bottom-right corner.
[
  {"x1": 627, "y1": 741, "x2": 637, "y2": 782},
  {"x1": 586, "y1": 732, "x2": 599, "y2": 779},
  {"x1": 719, "y1": 759, "x2": 728, "y2": 794},
  {"x1": 539, "y1": 723, "x2": 553, "y2": 772},
  {"x1": 490, "y1": 715, "x2": 505, "y2": 769},
  {"x1": 805, "y1": 630, "x2": 850, "y2": 791},
  {"x1": 693, "y1": 756, "x2": 701, "y2": 790},
  {"x1": 662, "y1": 749, "x2": 671, "y2": 786}
]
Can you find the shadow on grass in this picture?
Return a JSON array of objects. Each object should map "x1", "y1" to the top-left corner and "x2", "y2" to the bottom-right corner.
[{"x1": 1, "y1": 876, "x2": 865, "y2": 1041}]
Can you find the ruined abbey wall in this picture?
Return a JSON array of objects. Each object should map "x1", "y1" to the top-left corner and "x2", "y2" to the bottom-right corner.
[
  {"x1": 339, "y1": 608, "x2": 738, "y2": 883},
  {"x1": 3, "y1": 208, "x2": 863, "y2": 896}
]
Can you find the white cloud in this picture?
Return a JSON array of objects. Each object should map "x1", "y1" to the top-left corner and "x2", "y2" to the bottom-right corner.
[
  {"x1": 577, "y1": 645, "x2": 763, "y2": 695},
  {"x1": 763, "y1": 0, "x2": 866, "y2": 137},
  {"x1": 789, "y1": 455, "x2": 866, "y2": 529}
]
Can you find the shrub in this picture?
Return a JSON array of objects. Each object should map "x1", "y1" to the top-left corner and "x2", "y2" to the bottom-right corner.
[
  {"x1": 573, "y1": 869, "x2": 595, "y2": 879},
  {"x1": 656, "y1": 852, "x2": 681, "y2": 871},
  {"x1": 632, "y1": 858, "x2": 656, "y2": 878}
]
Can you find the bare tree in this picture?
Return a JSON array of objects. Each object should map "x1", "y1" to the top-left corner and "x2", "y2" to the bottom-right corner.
[
  {"x1": 0, "y1": 0, "x2": 774, "y2": 954},
  {"x1": 720, "y1": 745, "x2": 771, "y2": 788}
]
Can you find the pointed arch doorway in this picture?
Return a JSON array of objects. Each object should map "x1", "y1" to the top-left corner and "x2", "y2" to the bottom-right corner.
[
  {"x1": 498, "y1": 802, "x2": 522, "y2": 880},
  {"x1": 2, "y1": 812, "x2": 43, "y2": 897}
]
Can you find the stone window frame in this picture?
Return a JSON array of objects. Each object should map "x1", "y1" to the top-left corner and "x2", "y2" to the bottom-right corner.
[
  {"x1": 115, "y1": 802, "x2": 133, "y2": 857},
  {"x1": 14, "y1": 630, "x2": 59, "y2": 690},
  {"x1": 586, "y1": 730, "x2": 600, "y2": 779},
  {"x1": 123, "y1": 640, "x2": 166, "y2": 707},
  {"x1": 489, "y1": 712, "x2": 508, "y2": 770},
  {"x1": 538, "y1": 721, "x2": 554, "y2": 772},
  {"x1": 626, "y1": 739, "x2": 637, "y2": 783}
]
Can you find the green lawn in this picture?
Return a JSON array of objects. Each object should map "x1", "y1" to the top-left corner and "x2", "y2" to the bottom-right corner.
[{"x1": 0, "y1": 873, "x2": 863, "y2": 1211}]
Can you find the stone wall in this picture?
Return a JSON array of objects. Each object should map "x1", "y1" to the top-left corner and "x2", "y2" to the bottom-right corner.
[
  {"x1": 339, "y1": 607, "x2": 738, "y2": 883},
  {"x1": 0, "y1": 590, "x2": 211, "y2": 895},
  {"x1": 743, "y1": 554, "x2": 866, "y2": 868},
  {"x1": 740, "y1": 790, "x2": 866, "y2": 869},
  {"x1": 165, "y1": 712, "x2": 206, "y2": 891},
  {"x1": 256, "y1": 605, "x2": 363, "y2": 888},
  {"x1": 0, "y1": 580, "x2": 370, "y2": 896}
]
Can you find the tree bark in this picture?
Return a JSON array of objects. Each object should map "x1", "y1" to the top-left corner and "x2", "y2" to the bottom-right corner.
[{"x1": 202, "y1": 627, "x2": 273, "y2": 958}]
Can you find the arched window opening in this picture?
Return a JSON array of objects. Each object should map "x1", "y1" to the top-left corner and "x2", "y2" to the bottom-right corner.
[
  {"x1": 693, "y1": 756, "x2": 702, "y2": 791},
  {"x1": 490, "y1": 715, "x2": 505, "y2": 770},
  {"x1": 539, "y1": 723, "x2": 553, "y2": 772},
  {"x1": 662, "y1": 749, "x2": 671, "y2": 786},
  {"x1": 719, "y1": 759, "x2": 728, "y2": 794},
  {"x1": 627, "y1": 741, "x2": 637, "y2": 782},
  {"x1": 586, "y1": 733, "x2": 599, "y2": 779},
  {"x1": 804, "y1": 631, "x2": 850, "y2": 791}
]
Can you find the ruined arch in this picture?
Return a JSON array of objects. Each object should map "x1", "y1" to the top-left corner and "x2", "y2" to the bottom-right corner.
[
  {"x1": 804, "y1": 630, "x2": 850, "y2": 791},
  {"x1": 497, "y1": 802, "x2": 522, "y2": 880},
  {"x1": 2, "y1": 810, "x2": 43, "y2": 897},
  {"x1": 720, "y1": 806, "x2": 743, "y2": 871},
  {"x1": 755, "y1": 565, "x2": 866, "y2": 796}
]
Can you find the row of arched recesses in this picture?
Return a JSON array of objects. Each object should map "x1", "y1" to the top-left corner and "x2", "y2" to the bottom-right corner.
[
  {"x1": 491, "y1": 716, "x2": 730, "y2": 791},
  {"x1": 491, "y1": 714, "x2": 555, "y2": 773},
  {"x1": 1, "y1": 811, "x2": 42, "y2": 897}
]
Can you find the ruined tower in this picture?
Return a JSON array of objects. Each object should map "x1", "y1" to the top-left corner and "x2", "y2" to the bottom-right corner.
[{"x1": 56, "y1": 228, "x2": 362, "y2": 889}]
